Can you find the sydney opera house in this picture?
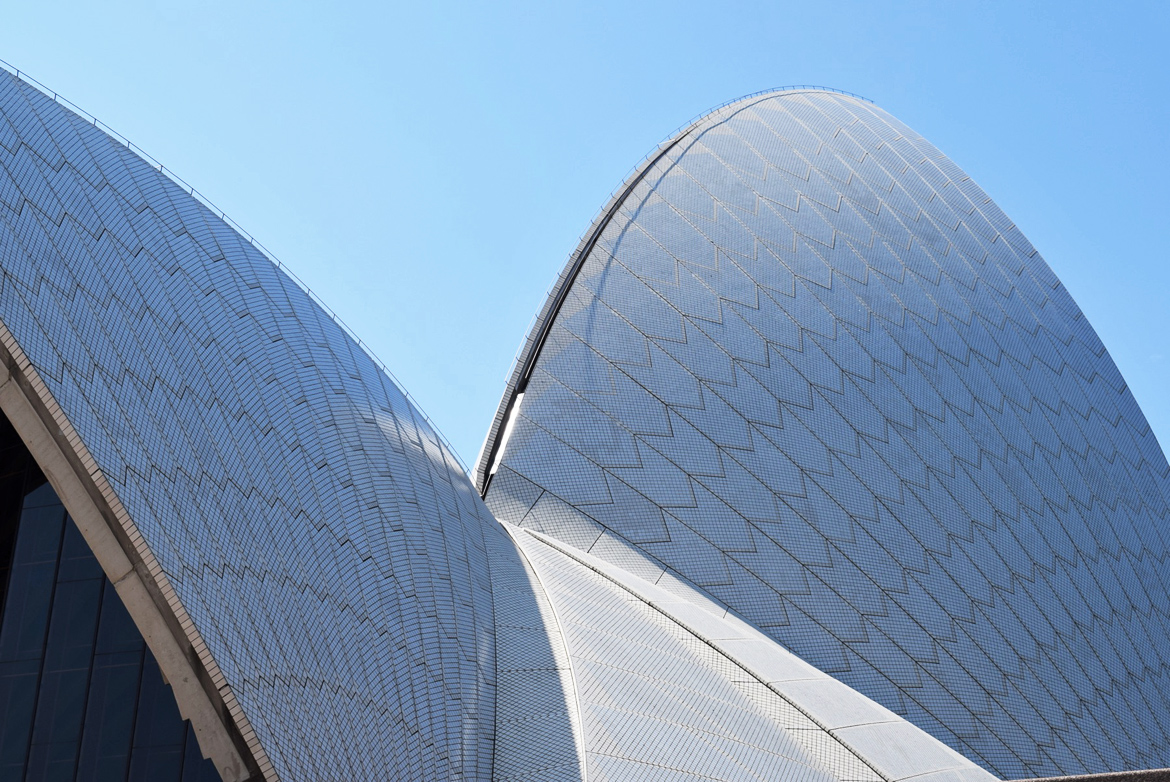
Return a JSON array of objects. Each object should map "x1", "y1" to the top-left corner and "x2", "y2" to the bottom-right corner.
[{"x1": 0, "y1": 63, "x2": 1167, "y2": 782}]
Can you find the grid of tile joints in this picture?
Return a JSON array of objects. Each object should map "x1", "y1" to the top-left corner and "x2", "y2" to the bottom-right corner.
[
  {"x1": 482, "y1": 89, "x2": 1170, "y2": 778},
  {"x1": 484, "y1": 514, "x2": 583, "y2": 781},
  {"x1": 0, "y1": 72, "x2": 502, "y2": 780},
  {"x1": 511, "y1": 524, "x2": 998, "y2": 782},
  {"x1": 516, "y1": 526, "x2": 999, "y2": 782},
  {"x1": 521, "y1": 531, "x2": 873, "y2": 782}
]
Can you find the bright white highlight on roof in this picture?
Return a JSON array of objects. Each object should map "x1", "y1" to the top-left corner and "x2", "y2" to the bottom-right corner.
[{"x1": 490, "y1": 392, "x2": 524, "y2": 476}]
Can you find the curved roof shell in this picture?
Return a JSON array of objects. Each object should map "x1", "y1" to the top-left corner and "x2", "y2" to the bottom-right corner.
[
  {"x1": 0, "y1": 70, "x2": 505, "y2": 781},
  {"x1": 478, "y1": 88, "x2": 1170, "y2": 778},
  {"x1": 0, "y1": 70, "x2": 1006, "y2": 782}
]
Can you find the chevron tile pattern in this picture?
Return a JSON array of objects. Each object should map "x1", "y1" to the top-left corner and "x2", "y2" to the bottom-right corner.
[
  {"x1": 0, "y1": 71, "x2": 503, "y2": 781},
  {"x1": 4, "y1": 63, "x2": 1167, "y2": 781},
  {"x1": 483, "y1": 89, "x2": 1170, "y2": 778},
  {"x1": 1, "y1": 68, "x2": 1003, "y2": 782}
]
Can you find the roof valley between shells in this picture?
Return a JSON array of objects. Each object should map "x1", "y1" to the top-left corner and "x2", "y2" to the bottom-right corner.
[{"x1": 0, "y1": 65, "x2": 1166, "y2": 782}]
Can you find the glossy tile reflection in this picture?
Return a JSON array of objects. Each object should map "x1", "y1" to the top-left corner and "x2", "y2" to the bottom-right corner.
[
  {"x1": 481, "y1": 89, "x2": 1170, "y2": 778},
  {"x1": 2, "y1": 61, "x2": 1166, "y2": 782}
]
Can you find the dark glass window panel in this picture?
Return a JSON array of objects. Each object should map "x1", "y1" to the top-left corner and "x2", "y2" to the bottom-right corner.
[
  {"x1": 40, "y1": 577, "x2": 102, "y2": 671},
  {"x1": 0, "y1": 657, "x2": 40, "y2": 774},
  {"x1": 0, "y1": 558, "x2": 59, "y2": 662},
  {"x1": 128, "y1": 654, "x2": 190, "y2": 780},
  {"x1": 0, "y1": 417, "x2": 219, "y2": 782},
  {"x1": 9, "y1": 502, "x2": 66, "y2": 565},
  {"x1": 132, "y1": 657, "x2": 187, "y2": 749},
  {"x1": 127, "y1": 744, "x2": 185, "y2": 782},
  {"x1": 56, "y1": 522, "x2": 103, "y2": 584},
  {"x1": 76, "y1": 650, "x2": 144, "y2": 782},
  {"x1": 181, "y1": 724, "x2": 219, "y2": 782},
  {"x1": 28, "y1": 575, "x2": 103, "y2": 776},
  {"x1": 94, "y1": 581, "x2": 144, "y2": 655},
  {"x1": 20, "y1": 483, "x2": 60, "y2": 512},
  {"x1": 24, "y1": 740, "x2": 80, "y2": 782},
  {"x1": 0, "y1": 487, "x2": 66, "y2": 666}
]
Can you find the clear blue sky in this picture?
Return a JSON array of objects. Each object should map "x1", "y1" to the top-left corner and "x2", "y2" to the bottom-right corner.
[{"x1": 4, "y1": 1, "x2": 1168, "y2": 467}]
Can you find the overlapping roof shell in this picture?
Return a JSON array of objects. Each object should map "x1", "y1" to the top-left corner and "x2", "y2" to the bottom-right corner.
[
  {"x1": 478, "y1": 88, "x2": 1170, "y2": 779},
  {"x1": 0, "y1": 68, "x2": 1166, "y2": 781}
]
